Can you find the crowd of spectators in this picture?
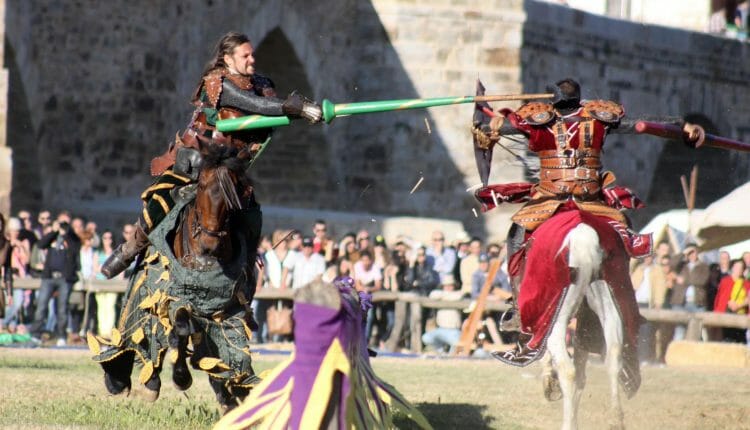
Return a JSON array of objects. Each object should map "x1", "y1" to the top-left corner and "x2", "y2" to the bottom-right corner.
[
  {"x1": 9, "y1": 209, "x2": 748, "y2": 358},
  {"x1": 252, "y1": 220, "x2": 513, "y2": 354},
  {"x1": 630, "y1": 241, "x2": 750, "y2": 365},
  {"x1": 0, "y1": 209, "x2": 128, "y2": 346},
  {"x1": 0, "y1": 211, "x2": 516, "y2": 354}
]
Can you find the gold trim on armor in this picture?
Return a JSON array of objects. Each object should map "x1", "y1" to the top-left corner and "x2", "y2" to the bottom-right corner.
[
  {"x1": 162, "y1": 170, "x2": 192, "y2": 183},
  {"x1": 141, "y1": 183, "x2": 178, "y2": 199},
  {"x1": 152, "y1": 194, "x2": 171, "y2": 214},
  {"x1": 142, "y1": 208, "x2": 153, "y2": 230}
]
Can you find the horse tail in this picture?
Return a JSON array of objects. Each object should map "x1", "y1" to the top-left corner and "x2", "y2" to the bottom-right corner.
[{"x1": 559, "y1": 223, "x2": 603, "y2": 288}]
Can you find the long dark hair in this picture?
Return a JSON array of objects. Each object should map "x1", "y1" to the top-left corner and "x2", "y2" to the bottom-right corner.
[{"x1": 201, "y1": 32, "x2": 251, "y2": 77}]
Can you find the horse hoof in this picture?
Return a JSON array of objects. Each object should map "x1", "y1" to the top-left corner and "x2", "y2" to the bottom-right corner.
[
  {"x1": 172, "y1": 364, "x2": 193, "y2": 391},
  {"x1": 543, "y1": 374, "x2": 562, "y2": 402},
  {"x1": 219, "y1": 403, "x2": 238, "y2": 416},
  {"x1": 138, "y1": 388, "x2": 160, "y2": 402},
  {"x1": 104, "y1": 374, "x2": 131, "y2": 397}
]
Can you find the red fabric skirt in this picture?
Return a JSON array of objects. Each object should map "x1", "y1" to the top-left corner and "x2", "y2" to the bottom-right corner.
[{"x1": 516, "y1": 206, "x2": 640, "y2": 355}]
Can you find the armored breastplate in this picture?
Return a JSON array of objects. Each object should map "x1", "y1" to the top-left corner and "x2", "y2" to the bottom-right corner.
[{"x1": 538, "y1": 117, "x2": 602, "y2": 199}]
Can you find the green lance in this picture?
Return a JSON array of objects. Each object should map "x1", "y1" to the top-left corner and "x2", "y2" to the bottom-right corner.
[{"x1": 216, "y1": 93, "x2": 553, "y2": 132}]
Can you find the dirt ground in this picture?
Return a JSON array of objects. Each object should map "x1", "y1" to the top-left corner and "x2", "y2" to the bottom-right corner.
[{"x1": 1, "y1": 347, "x2": 749, "y2": 429}]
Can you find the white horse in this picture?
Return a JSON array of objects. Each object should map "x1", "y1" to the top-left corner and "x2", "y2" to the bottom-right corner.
[{"x1": 540, "y1": 222, "x2": 632, "y2": 430}]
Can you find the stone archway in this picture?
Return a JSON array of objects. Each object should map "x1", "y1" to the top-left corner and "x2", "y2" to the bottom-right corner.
[
  {"x1": 646, "y1": 114, "x2": 739, "y2": 213},
  {"x1": 248, "y1": 27, "x2": 336, "y2": 209},
  {"x1": 5, "y1": 41, "x2": 39, "y2": 212}
]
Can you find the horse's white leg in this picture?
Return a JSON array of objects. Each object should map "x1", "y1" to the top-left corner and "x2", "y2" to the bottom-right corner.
[
  {"x1": 586, "y1": 280, "x2": 625, "y2": 430},
  {"x1": 550, "y1": 223, "x2": 602, "y2": 430},
  {"x1": 547, "y1": 289, "x2": 584, "y2": 430},
  {"x1": 572, "y1": 334, "x2": 588, "y2": 410},
  {"x1": 541, "y1": 351, "x2": 562, "y2": 401}
]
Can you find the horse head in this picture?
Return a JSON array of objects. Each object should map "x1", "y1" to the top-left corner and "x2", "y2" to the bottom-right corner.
[{"x1": 178, "y1": 143, "x2": 250, "y2": 268}]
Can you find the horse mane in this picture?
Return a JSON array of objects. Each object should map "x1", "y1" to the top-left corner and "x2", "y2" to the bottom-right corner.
[
  {"x1": 200, "y1": 144, "x2": 249, "y2": 210},
  {"x1": 201, "y1": 144, "x2": 242, "y2": 171}
]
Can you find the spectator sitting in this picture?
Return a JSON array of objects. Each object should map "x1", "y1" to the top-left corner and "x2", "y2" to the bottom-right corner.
[{"x1": 421, "y1": 275, "x2": 464, "y2": 354}]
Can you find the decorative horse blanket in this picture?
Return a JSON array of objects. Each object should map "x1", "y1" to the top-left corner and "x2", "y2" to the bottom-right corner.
[{"x1": 90, "y1": 193, "x2": 260, "y2": 388}]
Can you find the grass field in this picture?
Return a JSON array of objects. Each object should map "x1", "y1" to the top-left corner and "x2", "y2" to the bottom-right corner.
[{"x1": 1, "y1": 347, "x2": 749, "y2": 429}]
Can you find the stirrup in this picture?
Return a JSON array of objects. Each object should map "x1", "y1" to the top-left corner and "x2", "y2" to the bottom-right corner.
[
  {"x1": 100, "y1": 251, "x2": 133, "y2": 279},
  {"x1": 499, "y1": 308, "x2": 521, "y2": 332}
]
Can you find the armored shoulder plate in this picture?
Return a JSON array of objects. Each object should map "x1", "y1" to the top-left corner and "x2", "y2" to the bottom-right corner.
[
  {"x1": 582, "y1": 100, "x2": 624, "y2": 123},
  {"x1": 516, "y1": 102, "x2": 555, "y2": 125},
  {"x1": 203, "y1": 71, "x2": 225, "y2": 107},
  {"x1": 224, "y1": 73, "x2": 253, "y2": 91}
]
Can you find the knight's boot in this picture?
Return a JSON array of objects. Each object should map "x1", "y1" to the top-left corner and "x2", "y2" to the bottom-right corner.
[
  {"x1": 500, "y1": 275, "x2": 522, "y2": 332},
  {"x1": 501, "y1": 223, "x2": 526, "y2": 333},
  {"x1": 101, "y1": 223, "x2": 150, "y2": 279}
]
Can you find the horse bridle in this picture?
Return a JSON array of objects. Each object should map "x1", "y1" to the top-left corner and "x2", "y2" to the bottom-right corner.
[{"x1": 191, "y1": 205, "x2": 229, "y2": 238}]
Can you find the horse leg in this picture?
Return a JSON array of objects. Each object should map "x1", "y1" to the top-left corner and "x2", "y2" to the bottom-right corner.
[
  {"x1": 572, "y1": 332, "x2": 588, "y2": 414},
  {"x1": 541, "y1": 351, "x2": 562, "y2": 402},
  {"x1": 547, "y1": 288, "x2": 585, "y2": 430},
  {"x1": 142, "y1": 370, "x2": 162, "y2": 402},
  {"x1": 101, "y1": 350, "x2": 135, "y2": 396},
  {"x1": 586, "y1": 280, "x2": 625, "y2": 430},
  {"x1": 210, "y1": 377, "x2": 239, "y2": 415},
  {"x1": 170, "y1": 308, "x2": 193, "y2": 391},
  {"x1": 550, "y1": 223, "x2": 602, "y2": 430}
]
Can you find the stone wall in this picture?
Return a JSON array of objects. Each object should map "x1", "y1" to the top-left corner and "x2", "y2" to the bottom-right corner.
[
  {"x1": 522, "y1": 0, "x2": 750, "y2": 225},
  {"x1": 5, "y1": 0, "x2": 750, "y2": 239}
]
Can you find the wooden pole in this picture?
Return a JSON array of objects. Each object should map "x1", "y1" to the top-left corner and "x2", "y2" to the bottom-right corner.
[{"x1": 454, "y1": 258, "x2": 502, "y2": 356}]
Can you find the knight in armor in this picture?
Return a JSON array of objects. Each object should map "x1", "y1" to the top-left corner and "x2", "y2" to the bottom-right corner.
[
  {"x1": 473, "y1": 78, "x2": 705, "y2": 333},
  {"x1": 101, "y1": 32, "x2": 322, "y2": 278}
]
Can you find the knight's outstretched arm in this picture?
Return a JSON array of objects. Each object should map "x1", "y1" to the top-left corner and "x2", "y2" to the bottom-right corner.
[
  {"x1": 610, "y1": 116, "x2": 684, "y2": 134},
  {"x1": 474, "y1": 116, "x2": 526, "y2": 142},
  {"x1": 221, "y1": 80, "x2": 322, "y2": 122}
]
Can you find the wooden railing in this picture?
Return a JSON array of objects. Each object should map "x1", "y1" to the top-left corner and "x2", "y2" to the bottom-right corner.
[{"x1": 13, "y1": 278, "x2": 748, "y2": 346}]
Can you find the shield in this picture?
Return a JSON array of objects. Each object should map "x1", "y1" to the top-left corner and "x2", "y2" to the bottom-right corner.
[{"x1": 473, "y1": 79, "x2": 494, "y2": 186}]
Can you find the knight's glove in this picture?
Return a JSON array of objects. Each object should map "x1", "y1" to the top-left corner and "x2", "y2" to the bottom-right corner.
[
  {"x1": 471, "y1": 116, "x2": 503, "y2": 150},
  {"x1": 682, "y1": 122, "x2": 706, "y2": 148},
  {"x1": 283, "y1": 92, "x2": 323, "y2": 123}
]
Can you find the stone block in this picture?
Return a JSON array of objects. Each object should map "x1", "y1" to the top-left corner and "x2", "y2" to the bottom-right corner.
[
  {"x1": 665, "y1": 341, "x2": 750, "y2": 368},
  {"x1": 481, "y1": 47, "x2": 519, "y2": 67}
]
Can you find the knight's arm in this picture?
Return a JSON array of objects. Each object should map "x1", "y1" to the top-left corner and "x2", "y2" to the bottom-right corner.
[
  {"x1": 476, "y1": 116, "x2": 526, "y2": 137},
  {"x1": 221, "y1": 80, "x2": 322, "y2": 121},
  {"x1": 609, "y1": 116, "x2": 685, "y2": 134}
]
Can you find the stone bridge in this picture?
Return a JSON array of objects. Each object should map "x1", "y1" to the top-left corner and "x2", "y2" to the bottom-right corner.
[{"x1": 5, "y1": 0, "x2": 750, "y2": 240}]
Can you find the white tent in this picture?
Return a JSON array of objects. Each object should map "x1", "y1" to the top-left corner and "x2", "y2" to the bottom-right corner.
[
  {"x1": 639, "y1": 208, "x2": 704, "y2": 249},
  {"x1": 696, "y1": 181, "x2": 750, "y2": 251}
]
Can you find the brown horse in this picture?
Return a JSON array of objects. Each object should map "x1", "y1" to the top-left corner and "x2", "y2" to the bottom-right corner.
[
  {"x1": 169, "y1": 143, "x2": 259, "y2": 410},
  {"x1": 100, "y1": 143, "x2": 260, "y2": 412},
  {"x1": 175, "y1": 144, "x2": 247, "y2": 269}
]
